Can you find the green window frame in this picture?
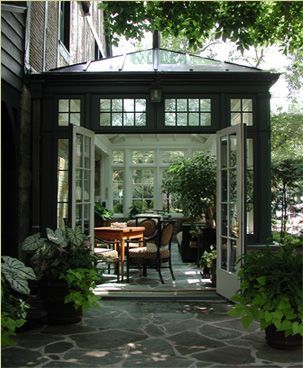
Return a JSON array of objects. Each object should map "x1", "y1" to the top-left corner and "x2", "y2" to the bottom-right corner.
[
  {"x1": 230, "y1": 98, "x2": 253, "y2": 126},
  {"x1": 58, "y1": 99, "x2": 81, "y2": 126}
]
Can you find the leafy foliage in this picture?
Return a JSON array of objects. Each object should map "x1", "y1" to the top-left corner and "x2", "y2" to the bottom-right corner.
[
  {"x1": 229, "y1": 242, "x2": 303, "y2": 337},
  {"x1": 1, "y1": 257, "x2": 35, "y2": 347},
  {"x1": 99, "y1": 1, "x2": 303, "y2": 61},
  {"x1": 271, "y1": 158, "x2": 303, "y2": 237},
  {"x1": 21, "y1": 227, "x2": 97, "y2": 280},
  {"x1": 162, "y1": 152, "x2": 216, "y2": 220},
  {"x1": 95, "y1": 202, "x2": 114, "y2": 221},
  {"x1": 60, "y1": 268, "x2": 100, "y2": 311},
  {"x1": 199, "y1": 246, "x2": 217, "y2": 270},
  {"x1": 271, "y1": 113, "x2": 303, "y2": 161}
]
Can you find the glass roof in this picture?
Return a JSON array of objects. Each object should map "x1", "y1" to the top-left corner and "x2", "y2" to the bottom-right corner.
[{"x1": 52, "y1": 48, "x2": 264, "y2": 73}]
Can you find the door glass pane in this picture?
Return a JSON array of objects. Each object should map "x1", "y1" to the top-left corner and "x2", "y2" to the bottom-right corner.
[
  {"x1": 247, "y1": 138, "x2": 254, "y2": 234},
  {"x1": 221, "y1": 170, "x2": 227, "y2": 202},
  {"x1": 221, "y1": 204, "x2": 228, "y2": 236},
  {"x1": 84, "y1": 136, "x2": 91, "y2": 168},
  {"x1": 229, "y1": 239, "x2": 237, "y2": 273},
  {"x1": 221, "y1": 238, "x2": 227, "y2": 270},
  {"x1": 230, "y1": 136, "x2": 237, "y2": 167},
  {"x1": 221, "y1": 137, "x2": 227, "y2": 168},
  {"x1": 57, "y1": 139, "x2": 69, "y2": 228}
]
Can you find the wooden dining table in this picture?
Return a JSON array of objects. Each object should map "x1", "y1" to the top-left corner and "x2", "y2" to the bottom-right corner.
[{"x1": 94, "y1": 226, "x2": 145, "y2": 281}]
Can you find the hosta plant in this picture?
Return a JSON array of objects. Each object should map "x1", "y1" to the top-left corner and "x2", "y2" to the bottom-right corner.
[{"x1": 1, "y1": 256, "x2": 36, "y2": 346}]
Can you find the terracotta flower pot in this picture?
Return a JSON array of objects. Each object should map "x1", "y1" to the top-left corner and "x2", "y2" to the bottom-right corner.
[{"x1": 265, "y1": 324, "x2": 302, "y2": 350}]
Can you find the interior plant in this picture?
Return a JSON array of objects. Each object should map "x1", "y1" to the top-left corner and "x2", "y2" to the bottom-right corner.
[
  {"x1": 162, "y1": 152, "x2": 216, "y2": 225},
  {"x1": 199, "y1": 246, "x2": 217, "y2": 285},
  {"x1": 95, "y1": 202, "x2": 114, "y2": 226},
  {"x1": 1, "y1": 256, "x2": 36, "y2": 346},
  {"x1": 228, "y1": 240, "x2": 303, "y2": 349},
  {"x1": 21, "y1": 226, "x2": 101, "y2": 324}
]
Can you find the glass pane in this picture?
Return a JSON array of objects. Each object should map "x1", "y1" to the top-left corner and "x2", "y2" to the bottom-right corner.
[
  {"x1": 221, "y1": 137, "x2": 228, "y2": 168},
  {"x1": 58, "y1": 113, "x2": 69, "y2": 126},
  {"x1": 189, "y1": 112, "x2": 199, "y2": 126},
  {"x1": 243, "y1": 99, "x2": 252, "y2": 111},
  {"x1": 135, "y1": 113, "x2": 146, "y2": 126},
  {"x1": 83, "y1": 170, "x2": 90, "y2": 201},
  {"x1": 100, "y1": 113, "x2": 111, "y2": 126},
  {"x1": 124, "y1": 113, "x2": 134, "y2": 126},
  {"x1": 231, "y1": 112, "x2": 241, "y2": 125},
  {"x1": 230, "y1": 170, "x2": 237, "y2": 203},
  {"x1": 161, "y1": 150, "x2": 185, "y2": 163},
  {"x1": 189, "y1": 99, "x2": 199, "y2": 111},
  {"x1": 230, "y1": 136, "x2": 237, "y2": 167},
  {"x1": 84, "y1": 136, "x2": 91, "y2": 168},
  {"x1": 243, "y1": 113, "x2": 253, "y2": 126},
  {"x1": 132, "y1": 151, "x2": 154, "y2": 164},
  {"x1": 230, "y1": 204, "x2": 239, "y2": 238},
  {"x1": 124, "y1": 99, "x2": 134, "y2": 112},
  {"x1": 177, "y1": 113, "x2": 187, "y2": 126},
  {"x1": 221, "y1": 170, "x2": 227, "y2": 202},
  {"x1": 59, "y1": 99, "x2": 69, "y2": 112},
  {"x1": 58, "y1": 139, "x2": 69, "y2": 170},
  {"x1": 200, "y1": 113, "x2": 211, "y2": 126},
  {"x1": 221, "y1": 204, "x2": 228, "y2": 236},
  {"x1": 165, "y1": 99, "x2": 175, "y2": 112},
  {"x1": 200, "y1": 99, "x2": 211, "y2": 111},
  {"x1": 135, "y1": 99, "x2": 146, "y2": 111},
  {"x1": 230, "y1": 239, "x2": 237, "y2": 273},
  {"x1": 112, "y1": 113, "x2": 122, "y2": 126},
  {"x1": 231, "y1": 99, "x2": 241, "y2": 111},
  {"x1": 100, "y1": 99, "x2": 111, "y2": 111},
  {"x1": 112, "y1": 99, "x2": 122, "y2": 111},
  {"x1": 247, "y1": 139, "x2": 254, "y2": 168},
  {"x1": 57, "y1": 170, "x2": 69, "y2": 202},
  {"x1": 221, "y1": 238, "x2": 227, "y2": 270},
  {"x1": 113, "y1": 151, "x2": 124, "y2": 164},
  {"x1": 165, "y1": 112, "x2": 175, "y2": 126},
  {"x1": 70, "y1": 113, "x2": 80, "y2": 126},
  {"x1": 75, "y1": 135, "x2": 82, "y2": 168},
  {"x1": 57, "y1": 203, "x2": 68, "y2": 229},
  {"x1": 159, "y1": 50, "x2": 187, "y2": 64},
  {"x1": 70, "y1": 99, "x2": 80, "y2": 112},
  {"x1": 75, "y1": 204, "x2": 82, "y2": 226},
  {"x1": 177, "y1": 99, "x2": 187, "y2": 111}
]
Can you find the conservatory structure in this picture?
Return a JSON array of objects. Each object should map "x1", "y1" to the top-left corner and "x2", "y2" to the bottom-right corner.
[{"x1": 28, "y1": 44, "x2": 279, "y2": 298}]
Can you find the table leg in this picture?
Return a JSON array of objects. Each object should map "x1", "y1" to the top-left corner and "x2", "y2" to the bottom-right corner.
[{"x1": 120, "y1": 239, "x2": 125, "y2": 281}]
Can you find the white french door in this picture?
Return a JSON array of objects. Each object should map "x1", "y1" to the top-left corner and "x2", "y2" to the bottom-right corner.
[
  {"x1": 71, "y1": 126, "x2": 95, "y2": 240},
  {"x1": 216, "y1": 124, "x2": 246, "y2": 300}
]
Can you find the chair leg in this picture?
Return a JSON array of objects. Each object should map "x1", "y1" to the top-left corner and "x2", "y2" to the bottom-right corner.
[
  {"x1": 158, "y1": 268, "x2": 164, "y2": 284},
  {"x1": 143, "y1": 264, "x2": 147, "y2": 277},
  {"x1": 169, "y1": 259, "x2": 175, "y2": 281},
  {"x1": 116, "y1": 258, "x2": 120, "y2": 282}
]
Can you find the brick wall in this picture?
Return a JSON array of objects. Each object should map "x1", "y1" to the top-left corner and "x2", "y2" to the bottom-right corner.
[
  {"x1": 29, "y1": 2, "x2": 45, "y2": 71},
  {"x1": 45, "y1": 1, "x2": 58, "y2": 71}
]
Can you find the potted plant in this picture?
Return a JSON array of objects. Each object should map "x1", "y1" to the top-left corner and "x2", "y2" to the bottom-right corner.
[
  {"x1": 95, "y1": 202, "x2": 114, "y2": 227},
  {"x1": 21, "y1": 227, "x2": 101, "y2": 324},
  {"x1": 1, "y1": 256, "x2": 36, "y2": 346},
  {"x1": 199, "y1": 246, "x2": 217, "y2": 286},
  {"x1": 229, "y1": 240, "x2": 303, "y2": 349}
]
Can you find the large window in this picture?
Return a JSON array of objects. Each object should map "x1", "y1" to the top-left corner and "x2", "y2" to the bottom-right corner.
[
  {"x1": 100, "y1": 98, "x2": 146, "y2": 127},
  {"x1": 165, "y1": 98, "x2": 211, "y2": 126},
  {"x1": 59, "y1": 1, "x2": 70, "y2": 51},
  {"x1": 131, "y1": 168, "x2": 154, "y2": 212}
]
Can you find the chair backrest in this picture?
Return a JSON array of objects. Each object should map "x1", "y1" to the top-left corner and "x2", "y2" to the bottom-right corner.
[
  {"x1": 159, "y1": 220, "x2": 175, "y2": 247},
  {"x1": 138, "y1": 218, "x2": 159, "y2": 241}
]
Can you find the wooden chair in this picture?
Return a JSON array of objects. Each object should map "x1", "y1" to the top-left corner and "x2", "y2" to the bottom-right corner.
[
  {"x1": 126, "y1": 219, "x2": 176, "y2": 284},
  {"x1": 94, "y1": 237, "x2": 120, "y2": 282}
]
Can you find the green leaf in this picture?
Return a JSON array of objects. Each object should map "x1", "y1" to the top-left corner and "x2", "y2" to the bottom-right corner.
[
  {"x1": 66, "y1": 227, "x2": 85, "y2": 246},
  {"x1": 256, "y1": 276, "x2": 266, "y2": 286},
  {"x1": 21, "y1": 232, "x2": 43, "y2": 251},
  {"x1": 242, "y1": 315, "x2": 253, "y2": 329}
]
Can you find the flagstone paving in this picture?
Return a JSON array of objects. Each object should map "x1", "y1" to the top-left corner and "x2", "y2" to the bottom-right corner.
[{"x1": 2, "y1": 300, "x2": 302, "y2": 367}]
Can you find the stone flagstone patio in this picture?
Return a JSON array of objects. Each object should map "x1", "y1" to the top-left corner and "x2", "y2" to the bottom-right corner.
[{"x1": 2, "y1": 300, "x2": 302, "y2": 367}]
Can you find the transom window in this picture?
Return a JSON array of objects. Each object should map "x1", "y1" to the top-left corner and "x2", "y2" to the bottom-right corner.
[
  {"x1": 58, "y1": 99, "x2": 81, "y2": 126},
  {"x1": 100, "y1": 98, "x2": 146, "y2": 127},
  {"x1": 165, "y1": 98, "x2": 211, "y2": 126},
  {"x1": 230, "y1": 98, "x2": 253, "y2": 126}
]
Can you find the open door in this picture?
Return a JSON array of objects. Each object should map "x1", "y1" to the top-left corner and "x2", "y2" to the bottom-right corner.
[
  {"x1": 216, "y1": 124, "x2": 246, "y2": 299},
  {"x1": 70, "y1": 126, "x2": 95, "y2": 240}
]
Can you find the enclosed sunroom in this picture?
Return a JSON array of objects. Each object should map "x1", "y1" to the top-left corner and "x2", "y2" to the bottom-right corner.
[{"x1": 28, "y1": 43, "x2": 279, "y2": 298}]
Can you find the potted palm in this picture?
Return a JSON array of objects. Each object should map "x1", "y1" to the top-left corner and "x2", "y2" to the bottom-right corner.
[
  {"x1": 21, "y1": 227, "x2": 101, "y2": 324},
  {"x1": 229, "y1": 239, "x2": 303, "y2": 349}
]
